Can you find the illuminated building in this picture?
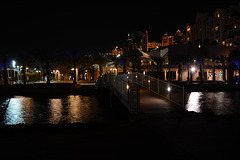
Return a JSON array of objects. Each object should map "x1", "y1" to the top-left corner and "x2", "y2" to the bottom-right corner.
[
  {"x1": 161, "y1": 32, "x2": 174, "y2": 47},
  {"x1": 106, "y1": 46, "x2": 123, "y2": 56},
  {"x1": 187, "y1": 3, "x2": 240, "y2": 47},
  {"x1": 147, "y1": 41, "x2": 161, "y2": 50},
  {"x1": 141, "y1": 44, "x2": 240, "y2": 82}
]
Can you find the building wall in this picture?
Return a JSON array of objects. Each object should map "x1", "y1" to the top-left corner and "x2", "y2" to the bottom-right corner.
[{"x1": 187, "y1": 4, "x2": 240, "y2": 46}]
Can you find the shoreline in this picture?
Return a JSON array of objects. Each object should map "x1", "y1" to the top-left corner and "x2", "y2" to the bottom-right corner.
[
  {"x1": 0, "y1": 83, "x2": 96, "y2": 96},
  {"x1": 184, "y1": 83, "x2": 240, "y2": 92},
  {"x1": 1, "y1": 82, "x2": 240, "y2": 97},
  {"x1": 170, "y1": 81, "x2": 240, "y2": 92}
]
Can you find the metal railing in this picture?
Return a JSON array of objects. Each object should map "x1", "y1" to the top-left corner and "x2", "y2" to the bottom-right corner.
[
  {"x1": 96, "y1": 73, "x2": 140, "y2": 114},
  {"x1": 96, "y1": 72, "x2": 185, "y2": 114},
  {"x1": 118, "y1": 73, "x2": 185, "y2": 108}
]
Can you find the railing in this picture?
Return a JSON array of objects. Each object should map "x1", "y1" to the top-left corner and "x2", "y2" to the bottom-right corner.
[
  {"x1": 96, "y1": 72, "x2": 185, "y2": 114},
  {"x1": 96, "y1": 73, "x2": 140, "y2": 114},
  {"x1": 118, "y1": 73, "x2": 185, "y2": 108}
]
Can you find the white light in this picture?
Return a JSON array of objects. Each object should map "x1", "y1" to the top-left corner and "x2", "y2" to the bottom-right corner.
[
  {"x1": 116, "y1": 54, "x2": 120, "y2": 58},
  {"x1": 12, "y1": 60, "x2": 16, "y2": 68},
  {"x1": 143, "y1": 71, "x2": 145, "y2": 75},
  {"x1": 191, "y1": 67, "x2": 196, "y2": 72},
  {"x1": 167, "y1": 87, "x2": 171, "y2": 92}
]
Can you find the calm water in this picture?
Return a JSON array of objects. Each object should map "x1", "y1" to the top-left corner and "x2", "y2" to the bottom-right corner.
[
  {"x1": 0, "y1": 95, "x2": 127, "y2": 125},
  {"x1": 186, "y1": 91, "x2": 240, "y2": 116}
]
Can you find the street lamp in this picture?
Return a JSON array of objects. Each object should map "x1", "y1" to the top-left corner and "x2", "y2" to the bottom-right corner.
[
  {"x1": 12, "y1": 60, "x2": 16, "y2": 68},
  {"x1": 191, "y1": 67, "x2": 196, "y2": 72}
]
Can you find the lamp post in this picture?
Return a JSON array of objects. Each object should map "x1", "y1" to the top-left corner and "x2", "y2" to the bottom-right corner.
[
  {"x1": 190, "y1": 66, "x2": 196, "y2": 83},
  {"x1": 12, "y1": 60, "x2": 16, "y2": 83}
]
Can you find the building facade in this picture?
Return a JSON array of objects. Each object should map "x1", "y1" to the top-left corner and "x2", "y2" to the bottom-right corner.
[
  {"x1": 141, "y1": 44, "x2": 240, "y2": 82},
  {"x1": 186, "y1": 3, "x2": 240, "y2": 47}
]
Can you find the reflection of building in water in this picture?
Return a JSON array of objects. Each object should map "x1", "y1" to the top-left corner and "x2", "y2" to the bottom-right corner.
[{"x1": 49, "y1": 99, "x2": 63, "y2": 124}]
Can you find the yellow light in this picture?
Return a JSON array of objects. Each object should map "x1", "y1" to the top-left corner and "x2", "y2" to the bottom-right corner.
[
  {"x1": 148, "y1": 80, "x2": 150, "y2": 83},
  {"x1": 126, "y1": 84, "x2": 129, "y2": 90}
]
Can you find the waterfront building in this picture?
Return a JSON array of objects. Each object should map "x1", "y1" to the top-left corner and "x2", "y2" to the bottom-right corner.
[
  {"x1": 140, "y1": 44, "x2": 240, "y2": 82},
  {"x1": 186, "y1": 3, "x2": 240, "y2": 47}
]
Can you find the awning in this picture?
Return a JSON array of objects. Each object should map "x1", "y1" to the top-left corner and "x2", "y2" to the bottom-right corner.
[{"x1": 138, "y1": 48, "x2": 169, "y2": 58}]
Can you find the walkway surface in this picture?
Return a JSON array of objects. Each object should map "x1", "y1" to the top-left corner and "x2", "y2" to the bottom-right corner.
[{"x1": 139, "y1": 88, "x2": 183, "y2": 115}]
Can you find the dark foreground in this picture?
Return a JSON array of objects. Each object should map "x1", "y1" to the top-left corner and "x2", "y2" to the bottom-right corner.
[{"x1": 0, "y1": 112, "x2": 240, "y2": 160}]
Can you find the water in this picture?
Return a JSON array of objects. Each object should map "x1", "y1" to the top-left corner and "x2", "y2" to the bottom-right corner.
[
  {"x1": 0, "y1": 95, "x2": 128, "y2": 125},
  {"x1": 186, "y1": 91, "x2": 240, "y2": 116}
]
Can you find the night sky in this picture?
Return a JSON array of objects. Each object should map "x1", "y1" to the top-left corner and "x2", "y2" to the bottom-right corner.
[{"x1": 0, "y1": 1, "x2": 239, "y2": 52}]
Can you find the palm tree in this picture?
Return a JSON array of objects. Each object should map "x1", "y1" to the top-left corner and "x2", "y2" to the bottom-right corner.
[
  {"x1": 79, "y1": 54, "x2": 94, "y2": 81},
  {"x1": 67, "y1": 49, "x2": 80, "y2": 84},
  {"x1": 93, "y1": 52, "x2": 109, "y2": 75},
  {"x1": 35, "y1": 48, "x2": 53, "y2": 84},
  {"x1": 0, "y1": 52, "x2": 10, "y2": 85}
]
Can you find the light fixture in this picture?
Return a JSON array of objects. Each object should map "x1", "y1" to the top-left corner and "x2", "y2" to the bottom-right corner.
[
  {"x1": 167, "y1": 87, "x2": 171, "y2": 92},
  {"x1": 191, "y1": 67, "x2": 196, "y2": 72}
]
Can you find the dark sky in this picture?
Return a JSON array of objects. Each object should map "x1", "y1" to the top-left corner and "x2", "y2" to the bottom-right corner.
[{"x1": 0, "y1": 1, "x2": 239, "y2": 52}]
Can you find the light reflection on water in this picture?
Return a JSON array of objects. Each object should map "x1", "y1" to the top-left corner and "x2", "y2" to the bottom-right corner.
[
  {"x1": 186, "y1": 92, "x2": 203, "y2": 113},
  {"x1": 0, "y1": 95, "x2": 114, "y2": 125},
  {"x1": 186, "y1": 91, "x2": 240, "y2": 116}
]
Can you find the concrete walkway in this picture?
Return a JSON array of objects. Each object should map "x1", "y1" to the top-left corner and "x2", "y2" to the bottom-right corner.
[{"x1": 139, "y1": 88, "x2": 183, "y2": 115}]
